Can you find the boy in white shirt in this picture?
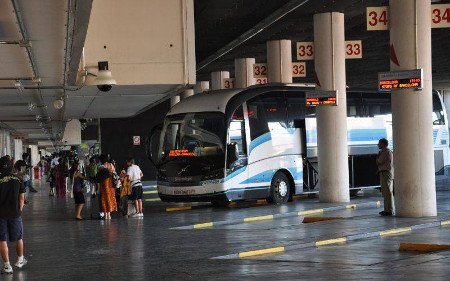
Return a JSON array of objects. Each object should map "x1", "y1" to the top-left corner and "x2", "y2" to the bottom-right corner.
[{"x1": 126, "y1": 158, "x2": 144, "y2": 217}]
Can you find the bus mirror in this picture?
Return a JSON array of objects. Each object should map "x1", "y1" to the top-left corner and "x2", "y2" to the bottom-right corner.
[
  {"x1": 227, "y1": 143, "x2": 239, "y2": 168},
  {"x1": 147, "y1": 124, "x2": 163, "y2": 167}
]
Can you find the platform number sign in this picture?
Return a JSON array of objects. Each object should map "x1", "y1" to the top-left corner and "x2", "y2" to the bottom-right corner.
[
  {"x1": 296, "y1": 42, "x2": 314, "y2": 60},
  {"x1": 223, "y1": 78, "x2": 234, "y2": 89},
  {"x1": 255, "y1": 77, "x2": 268, "y2": 85},
  {"x1": 432, "y1": 4, "x2": 450, "y2": 28},
  {"x1": 253, "y1": 63, "x2": 268, "y2": 78},
  {"x1": 345, "y1": 40, "x2": 362, "y2": 59},
  {"x1": 367, "y1": 6, "x2": 389, "y2": 31},
  {"x1": 292, "y1": 62, "x2": 306, "y2": 77},
  {"x1": 367, "y1": 5, "x2": 450, "y2": 30}
]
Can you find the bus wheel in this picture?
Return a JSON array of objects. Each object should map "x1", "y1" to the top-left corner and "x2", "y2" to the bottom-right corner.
[{"x1": 268, "y1": 172, "x2": 291, "y2": 204}]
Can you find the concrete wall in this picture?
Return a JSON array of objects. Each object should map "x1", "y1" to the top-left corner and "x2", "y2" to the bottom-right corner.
[{"x1": 100, "y1": 100, "x2": 170, "y2": 180}]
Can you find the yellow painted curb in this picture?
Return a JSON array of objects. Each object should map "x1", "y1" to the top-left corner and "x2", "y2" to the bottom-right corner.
[
  {"x1": 298, "y1": 209, "x2": 324, "y2": 216},
  {"x1": 244, "y1": 215, "x2": 274, "y2": 223},
  {"x1": 293, "y1": 194, "x2": 308, "y2": 200},
  {"x1": 166, "y1": 206, "x2": 192, "y2": 212},
  {"x1": 441, "y1": 220, "x2": 450, "y2": 226},
  {"x1": 399, "y1": 243, "x2": 450, "y2": 253},
  {"x1": 346, "y1": 204, "x2": 357, "y2": 209},
  {"x1": 380, "y1": 227, "x2": 412, "y2": 236},
  {"x1": 193, "y1": 222, "x2": 214, "y2": 229},
  {"x1": 239, "y1": 247, "x2": 285, "y2": 258},
  {"x1": 256, "y1": 199, "x2": 268, "y2": 204},
  {"x1": 143, "y1": 190, "x2": 158, "y2": 195},
  {"x1": 315, "y1": 237, "x2": 347, "y2": 247},
  {"x1": 145, "y1": 198, "x2": 161, "y2": 202}
]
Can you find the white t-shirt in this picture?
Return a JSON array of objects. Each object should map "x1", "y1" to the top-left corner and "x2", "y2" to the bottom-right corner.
[{"x1": 127, "y1": 164, "x2": 142, "y2": 186}]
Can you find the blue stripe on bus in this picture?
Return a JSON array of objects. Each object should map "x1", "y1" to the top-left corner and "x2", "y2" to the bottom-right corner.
[
  {"x1": 249, "y1": 133, "x2": 272, "y2": 154},
  {"x1": 224, "y1": 166, "x2": 247, "y2": 181},
  {"x1": 239, "y1": 168, "x2": 303, "y2": 185}
]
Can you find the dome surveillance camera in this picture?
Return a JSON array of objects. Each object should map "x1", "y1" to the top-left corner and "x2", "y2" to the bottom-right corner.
[{"x1": 95, "y1": 61, "x2": 116, "y2": 92}]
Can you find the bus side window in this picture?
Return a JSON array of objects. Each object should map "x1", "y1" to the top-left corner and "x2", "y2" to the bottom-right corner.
[
  {"x1": 247, "y1": 93, "x2": 287, "y2": 141},
  {"x1": 229, "y1": 106, "x2": 247, "y2": 156}
]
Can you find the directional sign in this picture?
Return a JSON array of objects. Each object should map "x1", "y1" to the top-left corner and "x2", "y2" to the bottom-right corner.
[
  {"x1": 253, "y1": 63, "x2": 268, "y2": 78},
  {"x1": 306, "y1": 90, "x2": 338, "y2": 106},
  {"x1": 367, "y1": 5, "x2": 450, "y2": 30},
  {"x1": 292, "y1": 62, "x2": 306, "y2": 77},
  {"x1": 223, "y1": 78, "x2": 234, "y2": 89},
  {"x1": 378, "y1": 69, "x2": 423, "y2": 91}
]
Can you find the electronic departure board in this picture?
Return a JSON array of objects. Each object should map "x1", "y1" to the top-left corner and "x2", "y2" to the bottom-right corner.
[
  {"x1": 378, "y1": 69, "x2": 423, "y2": 91},
  {"x1": 306, "y1": 90, "x2": 338, "y2": 106}
]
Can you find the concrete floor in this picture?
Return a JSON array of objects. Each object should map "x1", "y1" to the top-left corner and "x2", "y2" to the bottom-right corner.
[{"x1": 2, "y1": 181, "x2": 450, "y2": 280}]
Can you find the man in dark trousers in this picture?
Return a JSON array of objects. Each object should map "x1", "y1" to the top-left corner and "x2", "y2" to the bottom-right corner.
[
  {"x1": 376, "y1": 138, "x2": 394, "y2": 216},
  {"x1": 0, "y1": 156, "x2": 27, "y2": 274}
]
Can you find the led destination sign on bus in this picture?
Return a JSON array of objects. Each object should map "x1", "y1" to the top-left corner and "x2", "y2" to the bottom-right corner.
[
  {"x1": 306, "y1": 90, "x2": 338, "y2": 106},
  {"x1": 378, "y1": 69, "x2": 423, "y2": 91}
]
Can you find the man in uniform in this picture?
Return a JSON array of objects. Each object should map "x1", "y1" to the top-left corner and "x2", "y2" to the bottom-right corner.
[
  {"x1": 376, "y1": 138, "x2": 394, "y2": 216},
  {"x1": 0, "y1": 156, "x2": 27, "y2": 274}
]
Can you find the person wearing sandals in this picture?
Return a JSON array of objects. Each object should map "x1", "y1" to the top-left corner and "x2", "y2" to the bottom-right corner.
[
  {"x1": 97, "y1": 155, "x2": 118, "y2": 220},
  {"x1": 72, "y1": 162, "x2": 87, "y2": 220}
]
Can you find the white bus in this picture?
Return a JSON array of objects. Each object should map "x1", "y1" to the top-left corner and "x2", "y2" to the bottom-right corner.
[{"x1": 148, "y1": 84, "x2": 449, "y2": 206}]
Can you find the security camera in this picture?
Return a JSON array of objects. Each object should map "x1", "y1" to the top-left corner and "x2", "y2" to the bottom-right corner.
[{"x1": 95, "y1": 61, "x2": 116, "y2": 92}]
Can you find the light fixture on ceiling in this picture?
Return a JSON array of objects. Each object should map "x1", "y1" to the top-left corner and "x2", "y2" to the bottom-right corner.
[
  {"x1": 28, "y1": 102, "x2": 36, "y2": 111},
  {"x1": 14, "y1": 80, "x2": 24, "y2": 94},
  {"x1": 53, "y1": 97, "x2": 64, "y2": 110}
]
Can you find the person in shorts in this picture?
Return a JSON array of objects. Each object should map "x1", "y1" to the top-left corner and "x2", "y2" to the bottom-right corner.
[
  {"x1": 126, "y1": 158, "x2": 144, "y2": 217},
  {"x1": 0, "y1": 156, "x2": 27, "y2": 274},
  {"x1": 72, "y1": 162, "x2": 87, "y2": 220}
]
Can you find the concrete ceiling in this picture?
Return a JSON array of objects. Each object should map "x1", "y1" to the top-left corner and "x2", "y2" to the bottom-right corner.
[
  {"x1": 194, "y1": 0, "x2": 450, "y2": 89},
  {"x1": 0, "y1": 0, "x2": 185, "y2": 144}
]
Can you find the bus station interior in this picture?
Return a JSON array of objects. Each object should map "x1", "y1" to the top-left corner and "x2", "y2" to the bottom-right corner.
[{"x1": 1, "y1": 0, "x2": 450, "y2": 280}]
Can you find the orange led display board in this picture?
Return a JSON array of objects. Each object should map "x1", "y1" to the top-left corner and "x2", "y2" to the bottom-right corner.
[
  {"x1": 378, "y1": 69, "x2": 423, "y2": 91},
  {"x1": 169, "y1": 149, "x2": 195, "y2": 157},
  {"x1": 305, "y1": 90, "x2": 338, "y2": 106}
]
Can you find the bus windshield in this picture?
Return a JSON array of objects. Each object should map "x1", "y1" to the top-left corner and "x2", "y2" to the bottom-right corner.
[{"x1": 158, "y1": 112, "x2": 225, "y2": 165}]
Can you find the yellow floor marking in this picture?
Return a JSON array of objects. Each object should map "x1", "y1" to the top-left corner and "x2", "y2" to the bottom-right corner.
[
  {"x1": 193, "y1": 222, "x2": 214, "y2": 229},
  {"x1": 399, "y1": 243, "x2": 450, "y2": 253},
  {"x1": 166, "y1": 206, "x2": 192, "y2": 212},
  {"x1": 145, "y1": 198, "x2": 161, "y2": 202},
  {"x1": 239, "y1": 247, "x2": 285, "y2": 258},
  {"x1": 441, "y1": 220, "x2": 450, "y2": 226},
  {"x1": 243, "y1": 215, "x2": 274, "y2": 223},
  {"x1": 315, "y1": 237, "x2": 347, "y2": 247},
  {"x1": 380, "y1": 227, "x2": 412, "y2": 236},
  {"x1": 346, "y1": 204, "x2": 357, "y2": 209},
  {"x1": 298, "y1": 209, "x2": 324, "y2": 216},
  {"x1": 293, "y1": 194, "x2": 309, "y2": 200},
  {"x1": 256, "y1": 199, "x2": 267, "y2": 204},
  {"x1": 143, "y1": 190, "x2": 157, "y2": 195}
]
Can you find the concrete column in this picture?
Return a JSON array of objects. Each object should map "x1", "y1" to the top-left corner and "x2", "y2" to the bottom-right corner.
[
  {"x1": 181, "y1": 89, "x2": 194, "y2": 99},
  {"x1": 194, "y1": 81, "x2": 210, "y2": 94},
  {"x1": 14, "y1": 139, "x2": 23, "y2": 161},
  {"x1": 390, "y1": 0, "x2": 436, "y2": 217},
  {"x1": 170, "y1": 95, "x2": 181, "y2": 107},
  {"x1": 211, "y1": 71, "x2": 230, "y2": 90},
  {"x1": 234, "y1": 58, "x2": 256, "y2": 88},
  {"x1": 267, "y1": 40, "x2": 292, "y2": 83},
  {"x1": 314, "y1": 12, "x2": 349, "y2": 203}
]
